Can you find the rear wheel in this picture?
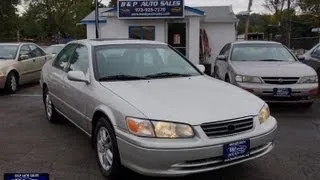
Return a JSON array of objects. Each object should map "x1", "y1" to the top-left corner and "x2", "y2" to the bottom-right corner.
[
  {"x1": 43, "y1": 88, "x2": 59, "y2": 123},
  {"x1": 5, "y1": 72, "x2": 18, "y2": 94},
  {"x1": 94, "y1": 117, "x2": 122, "y2": 179}
]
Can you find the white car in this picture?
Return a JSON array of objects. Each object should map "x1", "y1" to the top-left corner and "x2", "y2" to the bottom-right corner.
[
  {"x1": 41, "y1": 39, "x2": 277, "y2": 178},
  {"x1": 0, "y1": 43, "x2": 51, "y2": 93}
]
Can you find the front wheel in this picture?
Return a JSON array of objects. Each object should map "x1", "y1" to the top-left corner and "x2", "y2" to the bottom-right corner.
[
  {"x1": 43, "y1": 88, "x2": 59, "y2": 123},
  {"x1": 94, "y1": 117, "x2": 122, "y2": 179},
  {"x1": 5, "y1": 72, "x2": 18, "y2": 94}
]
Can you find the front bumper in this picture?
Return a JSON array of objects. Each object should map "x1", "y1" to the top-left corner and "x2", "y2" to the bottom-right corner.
[
  {"x1": 116, "y1": 116, "x2": 277, "y2": 176},
  {"x1": 0, "y1": 76, "x2": 6, "y2": 89},
  {"x1": 237, "y1": 82, "x2": 318, "y2": 103}
]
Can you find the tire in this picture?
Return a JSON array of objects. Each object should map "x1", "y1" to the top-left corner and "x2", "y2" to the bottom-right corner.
[
  {"x1": 43, "y1": 87, "x2": 59, "y2": 123},
  {"x1": 94, "y1": 117, "x2": 122, "y2": 179},
  {"x1": 225, "y1": 75, "x2": 230, "y2": 83},
  {"x1": 4, "y1": 72, "x2": 18, "y2": 94}
]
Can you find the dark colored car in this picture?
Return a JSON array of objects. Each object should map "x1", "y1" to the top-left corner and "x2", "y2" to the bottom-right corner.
[{"x1": 302, "y1": 43, "x2": 320, "y2": 87}]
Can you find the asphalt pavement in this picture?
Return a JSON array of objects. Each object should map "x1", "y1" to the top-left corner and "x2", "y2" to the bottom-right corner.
[{"x1": 0, "y1": 83, "x2": 319, "y2": 180}]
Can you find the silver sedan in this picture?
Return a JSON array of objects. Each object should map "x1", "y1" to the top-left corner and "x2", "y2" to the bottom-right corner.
[{"x1": 40, "y1": 39, "x2": 277, "y2": 178}]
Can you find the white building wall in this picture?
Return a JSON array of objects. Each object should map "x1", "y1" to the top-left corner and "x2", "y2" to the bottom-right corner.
[
  {"x1": 202, "y1": 22, "x2": 236, "y2": 60},
  {"x1": 188, "y1": 16, "x2": 200, "y2": 65},
  {"x1": 86, "y1": 24, "x2": 96, "y2": 39}
]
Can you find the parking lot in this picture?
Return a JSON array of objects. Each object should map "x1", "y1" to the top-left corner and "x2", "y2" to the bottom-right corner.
[{"x1": 0, "y1": 83, "x2": 319, "y2": 180}]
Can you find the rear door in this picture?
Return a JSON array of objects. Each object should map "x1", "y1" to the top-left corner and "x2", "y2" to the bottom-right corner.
[
  {"x1": 28, "y1": 44, "x2": 49, "y2": 80},
  {"x1": 48, "y1": 44, "x2": 77, "y2": 112}
]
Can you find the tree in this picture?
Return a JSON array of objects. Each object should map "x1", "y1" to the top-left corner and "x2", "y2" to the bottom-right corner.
[
  {"x1": 299, "y1": 0, "x2": 320, "y2": 27},
  {"x1": 108, "y1": 0, "x2": 117, "y2": 7},
  {"x1": 0, "y1": 0, "x2": 20, "y2": 40},
  {"x1": 21, "y1": 0, "x2": 94, "y2": 40}
]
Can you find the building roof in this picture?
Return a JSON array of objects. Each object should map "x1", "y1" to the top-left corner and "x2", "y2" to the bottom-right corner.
[
  {"x1": 80, "y1": 8, "x2": 110, "y2": 24},
  {"x1": 194, "y1": 6, "x2": 238, "y2": 23}
]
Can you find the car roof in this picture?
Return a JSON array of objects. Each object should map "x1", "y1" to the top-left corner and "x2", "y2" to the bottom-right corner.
[
  {"x1": 232, "y1": 41, "x2": 282, "y2": 45},
  {"x1": 71, "y1": 38, "x2": 167, "y2": 46},
  {"x1": 0, "y1": 42, "x2": 38, "y2": 46}
]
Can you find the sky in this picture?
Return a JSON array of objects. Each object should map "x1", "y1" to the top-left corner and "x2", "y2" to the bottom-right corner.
[{"x1": 102, "y1": 0, "x2": 267, "y2": 14}]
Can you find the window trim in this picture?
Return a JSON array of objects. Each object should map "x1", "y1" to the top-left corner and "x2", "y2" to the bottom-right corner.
[{"x1": 128, "y1": 26, "x2": 155, "y2": 40}]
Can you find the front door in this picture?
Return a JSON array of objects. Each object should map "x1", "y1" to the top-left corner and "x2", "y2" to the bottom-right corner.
[{"x1": 167, "y1": 23, "x2": 187, "y2": 56}]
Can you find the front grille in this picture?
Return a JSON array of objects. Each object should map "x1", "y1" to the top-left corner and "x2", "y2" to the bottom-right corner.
[
  {"x1": 261, "y1": 77, "x2": 299, "y2": 84},
  {"x1": 201, "y1": 117, "x2": 254, "y2": 137}
]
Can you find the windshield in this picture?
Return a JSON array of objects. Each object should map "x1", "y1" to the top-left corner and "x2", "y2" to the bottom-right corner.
[
  {"x1": 0, "y1": 45, "x2": 18, "y2": 60},
  {"x1": 94, "y1": 44, "x2": 201, "y2": 80},
  {"x1": 46, "y1": 45, "x2": 64, "y2": 54},
  {"x1": 231, "y1": 44, "x2": 296, "y2": 62}
]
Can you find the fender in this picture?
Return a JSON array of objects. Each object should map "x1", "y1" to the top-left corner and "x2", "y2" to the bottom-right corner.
[{"x1": 91, "y1": 104, "x2": 117, "y2": 129}]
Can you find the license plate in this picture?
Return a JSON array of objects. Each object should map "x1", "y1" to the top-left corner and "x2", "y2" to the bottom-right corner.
[
  {"x1": 273, "y1": 88, "x2": 291, "y2": 97},
  {"x1": 223, "y1": 140, "x2": 250, "y2": 162}
]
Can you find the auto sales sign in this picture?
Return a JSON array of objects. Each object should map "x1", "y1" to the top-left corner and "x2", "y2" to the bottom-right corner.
[{"x1": 118, "y1": 0, "x2": 184, "y2": 19}]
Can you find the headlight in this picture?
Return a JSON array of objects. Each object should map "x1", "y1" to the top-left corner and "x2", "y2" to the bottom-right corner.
[
  {"x1": 258, "y1": 104, "x2": 270, "y2": 124},
  {"x1": 298, "y1": 76, "x2": 318, "y2": 84},
  {"x1": 126, "y1": 117, "x2": 194, "y2": 138},
  {"x1": 235, "y1": 75, "x2": 262, "y2": 83}
]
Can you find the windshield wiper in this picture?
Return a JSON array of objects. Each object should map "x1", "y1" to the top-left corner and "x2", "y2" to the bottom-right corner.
[
  {"x1": 258, "y1": 59, "x2": 286, "y2": 61},
  {"x1": 99, "y1": 75, "x2": 147, "y2": 81},
  {"x1": 145, "y1": 72, "x2": 192, "y2": 79}
]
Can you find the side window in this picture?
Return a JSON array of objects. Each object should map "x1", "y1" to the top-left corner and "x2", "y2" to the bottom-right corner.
[
  {"x1": 68, "y1": 45, "x2": 89, "y2": 74},
  {"x1": 224, "y1": 44, "x2": 231, "y2": 56},
  {"x1": 219, "y1": 44, "x2": 230, "y2": 55},
  {"x1": 311, "y1": 45, "x2": 320, "y2": 58},
  {"x1": 53, "y1": 44, "x2": 77, "y2": 70},
  {"x1": 29, "y1": 44, "x2": 44, "y2": 57},
  {"x1": 19, "y1": 45, "x2": 31, "y2": 58}
]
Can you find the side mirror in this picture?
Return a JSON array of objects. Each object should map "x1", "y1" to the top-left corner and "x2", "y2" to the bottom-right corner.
[
  {"x1": 67, "y1": 71, "x2": 89, "y2": 83},
  {"x1": 196, "y1": 64, "x2": 205, "y2": 73},
  {"x1": 217, "y1": 55, "x2": 227, "y2": 61},
  {"x1": 19, "y1": 54, "x2": 29, "y2": 61},
  {"x1": 297, "y1": 55, "x2": 305, "y2": 61}
]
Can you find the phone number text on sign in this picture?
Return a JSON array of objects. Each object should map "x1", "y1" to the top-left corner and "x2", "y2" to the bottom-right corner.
[{"x1": 135, "y1": 7, "x2": 166, "y2": 13}]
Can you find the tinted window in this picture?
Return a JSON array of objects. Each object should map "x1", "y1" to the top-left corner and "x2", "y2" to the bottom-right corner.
[
  {"x1": 231, "y1": 44, "x2": 296, "y2": 62},
  {"x1": 219, "y1": 44, "x2": 230, "y2": 55},
  {"x1": 311, "y1": 45, "x2": 320, "y2": 58},
  {"x1": 68, "y1": 45, "x2": 89, "y2": 74},
  {"x1": 0, "y1": 45, "x2": 18, "y2": 60},
  {"x1": 53, "y1": 44, "x2": 77, "y2": 70},
  {"x1": 29, "y1": 44, "x2": 45, "y2": 57},
  {"x1": 94, "y1": 44, "x2": 200, "y2": 79},
  {"x1": 20, "y1": 45, "x2": 31, "y2": 56}
]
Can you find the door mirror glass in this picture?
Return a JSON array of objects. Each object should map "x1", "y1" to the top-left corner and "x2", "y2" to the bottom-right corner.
[
  {"x1": 196, "y1": 64, "x2": 205, "y2": 73},
  {"x1": 297, "y1": 55, "x2": 305, "y2": 61},
  {"x1": 67, "y1": 71, "x2": 89, "y2": 83},
  {"x1": 19, "y1": 54, "x2": 29, "y2": 61},
  {"x1": 217, "y1": 55, "x2": 227, "y2": 61}
]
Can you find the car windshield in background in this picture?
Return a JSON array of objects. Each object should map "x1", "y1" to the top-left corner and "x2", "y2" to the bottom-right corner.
[
  {"x1": 94, "y1": 44, "x2": 201, "y2": 81},
  {"x1": 0, "y1": 45, "x2": 18, "y2": 60},
  {"x1": 231, "y1": 44, "x2": 296, "y2": 62},
  {"x1": 45, "y1": 45, "x2": 64, "y2": 54}
]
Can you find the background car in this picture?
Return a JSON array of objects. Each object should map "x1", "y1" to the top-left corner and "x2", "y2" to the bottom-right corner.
[
  {"x1": 213, "y1": 41, "x2": 318, "y2": 106},
  {"x1": 0, "y1": 43, "x2": 51, "y2": 93},
  {"x1": 41, "y1": 39, "x2": 277, "y2": 178},
  {"x1": 301, "y1": 43, "x2": 320, "y2": 88},
  {"x1": 45, "y1": 44, "x2": 65, "y2": 57}
]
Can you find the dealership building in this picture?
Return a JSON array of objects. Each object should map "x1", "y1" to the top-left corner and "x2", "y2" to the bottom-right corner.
[{"x1": 81, "y1": 0, "x2": 238, "y2": 74}]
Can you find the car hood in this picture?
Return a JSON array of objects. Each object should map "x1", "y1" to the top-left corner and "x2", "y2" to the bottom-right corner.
[
  {"x1": 100, "y1": 76, "x2": 264, "y2": 125},
  {"x1": 0, "y1": 60, "x2": 15, "y2": 69},
  {"x1": 231, "y1": 61, "x2": 317, "y2": 77}
]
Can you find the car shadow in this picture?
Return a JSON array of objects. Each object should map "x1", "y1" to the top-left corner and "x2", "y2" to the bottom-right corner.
[{"x1": 0, "y1": 82, "x2": 40, "y2": 96}]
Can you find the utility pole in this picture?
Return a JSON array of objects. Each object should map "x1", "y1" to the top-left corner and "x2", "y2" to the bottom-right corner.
[
  {"x1": 287, "y1": 0, "x2": 291, "y2": 48},
  {"x1": 95, "y1": 0, "x2": 99, "y2": 38},
  {"x1": 244, "y1": 0, "x2": 253, "y2": 40}
]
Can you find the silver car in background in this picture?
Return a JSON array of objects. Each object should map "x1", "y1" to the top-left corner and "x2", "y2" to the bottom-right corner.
[
  {"x1": 214, "y1": 41, "x2": 318, "y2": 106},
  {"x1": 40, "y1": 39, "x2": 277, "y2": 178}
]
